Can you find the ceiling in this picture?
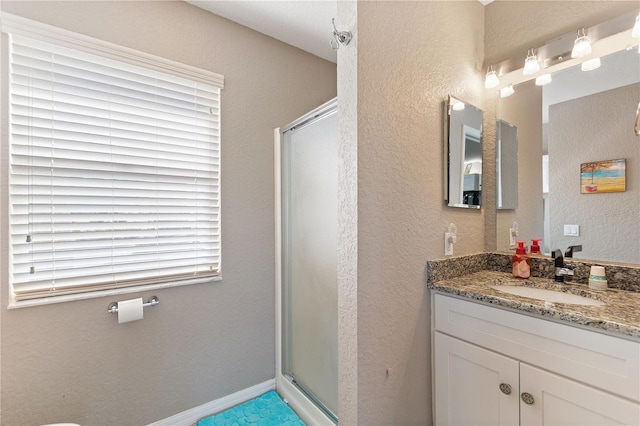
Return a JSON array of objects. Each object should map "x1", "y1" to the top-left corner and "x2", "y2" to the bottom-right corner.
[
  {"x1": 186, "y1": 1, "x2": 492, "y2": 64},
  {"x1": 185, "y1": 1, "x2": 339, "y2": 62}
]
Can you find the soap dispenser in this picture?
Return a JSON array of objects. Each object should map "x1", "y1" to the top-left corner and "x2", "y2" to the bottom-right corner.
[
  {"x1": 512, "y1": 241, "x2": 531, "y2": 279},
  {"x1": 530, "y1": 239, "x2": 542, "y2": 255}
]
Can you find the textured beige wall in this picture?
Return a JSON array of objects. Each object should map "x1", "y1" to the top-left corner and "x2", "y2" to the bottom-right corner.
[
  {"x1": 336, "y1": 1, "x2": 359, "y2": 425},
  {"x1": 338, "y1": 1, "x2": 637, "y2": 423},
  {"x1": 0, "y1": 2, "x2": 336, "y2": 425},
  {"x1": 338, "y1": 1, "x2": 485, "y2": 423},
  {"x1": 549, "y1": 84, "x2": 640, "y2": 263}
]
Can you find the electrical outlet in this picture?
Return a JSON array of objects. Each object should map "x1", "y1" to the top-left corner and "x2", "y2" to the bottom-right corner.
[{"x1": 444, "y1": 232, "x2": 453, "y2": 256}]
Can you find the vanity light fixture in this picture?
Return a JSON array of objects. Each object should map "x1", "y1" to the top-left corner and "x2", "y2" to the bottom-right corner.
[
  {"x1": 581, "y1": 57, "x2": 601, "y2": 71},
  {"x1": 523, "y1": 49, "x2": 540, "y2": 75},
  {"x1": 499, "y1": 85, "x2": 515, "y2": 98},
  {"x1": 535, "y1": 73, "x2": 552, "y2": 86},
  {"x1": 632, "y1": 13, "x2": 640, "y2": 38},
  {"x1": 485, "y1": 65, "x2": 499, "y2": 89},
  {"x1": 571, "y1": 28, "x2": 592, "y2": 58}
]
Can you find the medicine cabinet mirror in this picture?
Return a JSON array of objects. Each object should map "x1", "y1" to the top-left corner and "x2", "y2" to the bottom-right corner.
[
  {"x1": 496, "y1": 120, "x2": 518, "y2": 210},
  {"x1": 444, "y1": 95, "x2": 483, "y2": 209}
]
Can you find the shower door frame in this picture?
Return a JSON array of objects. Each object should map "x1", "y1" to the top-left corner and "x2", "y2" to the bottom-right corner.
[{"x1": 274, "y1": 98, "x2": 337, "y2": 426}]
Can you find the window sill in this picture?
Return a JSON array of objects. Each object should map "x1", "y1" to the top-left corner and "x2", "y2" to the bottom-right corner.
[{"x1": 7, "y1": 275, "x2": 223, "y2": 310}]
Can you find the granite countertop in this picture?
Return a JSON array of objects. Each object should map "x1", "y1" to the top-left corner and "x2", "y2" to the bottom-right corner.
[{"x1": 430, "y1": 270, "x2": 640, "y2": 341}]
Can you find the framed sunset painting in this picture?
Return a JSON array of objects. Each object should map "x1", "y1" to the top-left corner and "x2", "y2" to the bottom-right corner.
[{"x1": 580, "y1": 159, "x2": 626, "y2": 194}]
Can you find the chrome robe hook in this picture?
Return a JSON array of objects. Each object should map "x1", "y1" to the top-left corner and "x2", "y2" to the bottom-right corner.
[{"x1": 330, "y1": 18, "x2": 352, "y2": 50}]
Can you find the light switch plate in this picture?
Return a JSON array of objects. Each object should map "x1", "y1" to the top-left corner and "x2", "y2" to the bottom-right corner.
[{"x1": 564, "y1": 224, "x2": 580, "y2": 236}]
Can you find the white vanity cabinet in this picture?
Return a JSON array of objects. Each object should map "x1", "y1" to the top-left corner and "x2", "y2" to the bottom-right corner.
[
  {"x1": 435, "y1": 332, "x2": 519, "y2": 425},
  {"x1": 433, "y1": 293, "x2": 640, "y2": 426},
  {"x1": 519, "y1": 363, "x2": 639, "y2": 425}
]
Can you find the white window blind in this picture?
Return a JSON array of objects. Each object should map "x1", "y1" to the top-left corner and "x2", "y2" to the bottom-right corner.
[{"x1": 6, "y1": 27, "x2": 223, "y2": 302}]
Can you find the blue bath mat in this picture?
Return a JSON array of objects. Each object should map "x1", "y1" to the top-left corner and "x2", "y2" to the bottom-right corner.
[{"x1": 197, "y1": 390, "x2": 305, "y2": 426}]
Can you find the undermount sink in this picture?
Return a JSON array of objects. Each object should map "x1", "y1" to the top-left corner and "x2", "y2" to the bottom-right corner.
[{"x1": 490, "y1": 285, "x2": 606, "y2": 306}]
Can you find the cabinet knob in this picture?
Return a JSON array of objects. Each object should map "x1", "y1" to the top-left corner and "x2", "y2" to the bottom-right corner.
[
  {"x1": 499, "y1": 383, "x2": 512, "y2": 395},
  {"x1": 521, "y1": 392, "x2": 535, "y2": 405}
]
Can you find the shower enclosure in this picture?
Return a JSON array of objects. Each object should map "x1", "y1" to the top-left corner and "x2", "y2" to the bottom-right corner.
[{"x1": 275, "y1": 98, "x2": 338, "y2": 424}]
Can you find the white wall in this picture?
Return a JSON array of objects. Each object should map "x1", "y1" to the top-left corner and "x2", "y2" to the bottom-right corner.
[{"x1": 0, "y1": 2, "x2": 336, "y2": 425}]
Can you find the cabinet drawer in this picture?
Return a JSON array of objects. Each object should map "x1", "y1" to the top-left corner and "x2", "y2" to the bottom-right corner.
[{"x1": 433, "y1": 293, "x2": 640, "y2": 401}]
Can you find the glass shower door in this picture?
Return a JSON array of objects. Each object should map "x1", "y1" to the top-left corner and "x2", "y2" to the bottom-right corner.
[{"x1": 281, "y1": 102, "x2": 338, "y2": 422}]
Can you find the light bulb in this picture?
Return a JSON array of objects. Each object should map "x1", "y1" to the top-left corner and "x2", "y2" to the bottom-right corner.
[
  {"x1": 485, "y1": 66, "x2": 499, "y2": 89},
  {"x1": 632, "y1": 13, "x2": 640, "y2": 38},
  {"x1": 523, "y1": 49, "x2": 540, "y2": 75},
  {"x1": 571, "y1": 29, "x2": 592, "y2": 58},
  {"x1": 499, "y1": 85, "x2": 515, "y2": 98},
  {"x1": 452, "y1": 100, "x2": 465, "y2": 111},
  {"x1": 581, "y1": 57, "x2": 601, "y2": 71},
  {"x1": 535, "y1": 74, "x2": 552, "y2": 86}
]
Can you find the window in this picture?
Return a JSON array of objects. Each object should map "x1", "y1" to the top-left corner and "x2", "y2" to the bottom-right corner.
[{"x1": 1, "y1": 15, "x2": 224, "y2": 305}]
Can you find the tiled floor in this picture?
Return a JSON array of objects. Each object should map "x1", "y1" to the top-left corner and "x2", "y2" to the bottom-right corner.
[{"x1": 197, "y1": 390, "x2": 305, "y2": 426}]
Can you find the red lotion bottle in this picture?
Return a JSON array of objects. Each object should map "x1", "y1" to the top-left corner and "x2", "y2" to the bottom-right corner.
[
  {"x1": 530, "y1": 239, "x2": 542, "y2": 255},
  {"x1": 512, "y1": 241, "x2": 531, "y2": 279}
]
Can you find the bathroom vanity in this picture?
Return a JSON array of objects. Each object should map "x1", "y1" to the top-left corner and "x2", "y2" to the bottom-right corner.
[{"x1": 429, "y1": 256, "x2": 640, "y2": 426}]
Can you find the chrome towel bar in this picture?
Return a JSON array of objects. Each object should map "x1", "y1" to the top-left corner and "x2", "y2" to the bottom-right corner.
[{"x1": 107, "y1": 296, "x2": 159, "y2": 314}]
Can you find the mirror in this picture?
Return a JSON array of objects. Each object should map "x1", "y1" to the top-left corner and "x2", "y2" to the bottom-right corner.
[
  {"x1": 444, "y1": 95, "x2": 483, "y2": 208},
  {"x1": 496, "y1": 119, "x2": 518, "y2": 210},
  {"x1": 496, "y1": 47, "x2": 640, "y2": 264}
]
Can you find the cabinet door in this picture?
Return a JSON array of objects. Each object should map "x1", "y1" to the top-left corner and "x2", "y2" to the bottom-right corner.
[
  {"x1": 520, "y1": 363, "x2": 640, "y2": 426},
  {"x1": 434, "y1": 332, "x2": 520, "y2": 426}
]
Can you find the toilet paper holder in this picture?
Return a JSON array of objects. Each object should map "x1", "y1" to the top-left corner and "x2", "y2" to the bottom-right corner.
[{"x1": 107, "y1": 296, "x2": 159, "y2": 314}]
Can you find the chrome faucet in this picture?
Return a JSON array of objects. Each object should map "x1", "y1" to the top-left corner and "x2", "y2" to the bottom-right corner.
[
  {"x1": 552, "y1": 249, "x2": 574, "y2": 283},
  {"x1": 564, "y1": 245, "x2": 583, "y2": 258}
]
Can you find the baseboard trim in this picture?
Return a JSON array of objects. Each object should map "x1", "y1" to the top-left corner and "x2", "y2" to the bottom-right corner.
[{"x1": 147, "y1": 379, "x2": 276, "y2": 426}]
